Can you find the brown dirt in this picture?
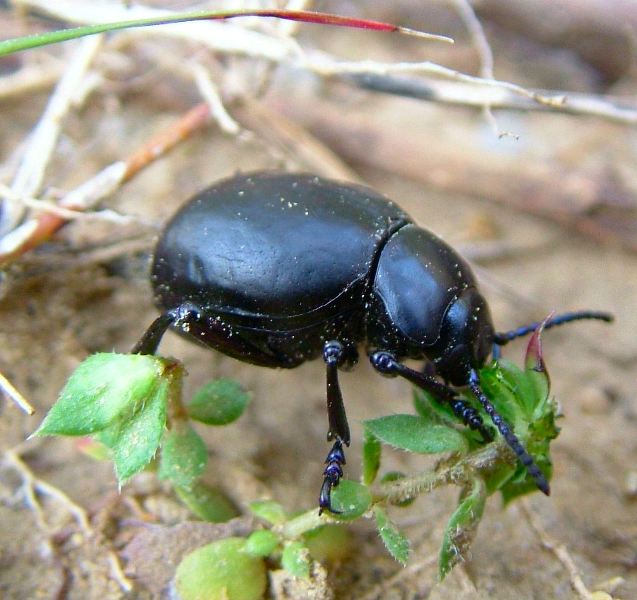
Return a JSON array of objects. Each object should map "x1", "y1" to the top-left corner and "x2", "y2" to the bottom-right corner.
[{"x1": 0, "y1": 3, "x2": 635, "y2": 599}]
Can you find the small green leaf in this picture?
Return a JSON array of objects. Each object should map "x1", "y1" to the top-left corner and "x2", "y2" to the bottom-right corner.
[
  {"x1": 174, "y1": 481, "x2": 238, "y2": 522},
  {"x1": 329, "y1": 480, "x2": 372, "y2": 520},
  {"x1": 412, "y1": 388, "x2": 458, "y2": 427},
  {"x1": 248, "y1": 500, "x2": 287, "y2": 525},
  {"x1": 36, "y1": 353, "x2": 164, "y2": 437},
  {"x1": 439, "y1": 477, "x2": 487, "y2": 580},
  {"x1": 362, "y1": 428, "x2": 382, "y2": 485},
  {"x1": 281, "y1": 541, "x2": 311, "y2": 579},
  {"x1": 364, "y1": 414, "x2": 469, "y2": 455},
  {"x1": 374, "y1": 506, "x2": 410, "y2": 565},
  {"x1": 158, "y1": 421, "x2": 208, "y2": 488},
  {"x1": 304, "y1": 525, "x2": 352, "y2": 562},
  {"x1": 175, "y1": 537, "x2": 266, "y2": 600},
  {"x1": 187, "y1": 378, "x2": 250, "y2": 426},
  {"x1": 109, "y1": 378, "x2": 169, "y2": 484},
  {"x1": 245, "y1": 530, "x2": 280, "y2": 557}
]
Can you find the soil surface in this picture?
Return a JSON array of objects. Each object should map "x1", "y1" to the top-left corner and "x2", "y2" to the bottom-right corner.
[{"x1": 1, "y1": 2, "x2": 635, "y2": 599}]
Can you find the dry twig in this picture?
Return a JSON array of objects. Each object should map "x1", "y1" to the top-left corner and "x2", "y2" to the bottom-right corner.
[
  {"x1": 2, "y1": 35, "x2": 104, "y2": 237},
  {"x1": 0, "y1": 102, "x2": 212, "y2": 262},
  {"x1": 0, "y1": 369, "x2": 35, "y2": 415},
  {"x1": 520, "y1": 499, "x2": 594, "y2": 600}
]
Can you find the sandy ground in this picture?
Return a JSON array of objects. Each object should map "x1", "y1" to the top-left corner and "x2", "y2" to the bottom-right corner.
[{"x1": 0, "y1": 2, "x2": 636, "y2": 599}]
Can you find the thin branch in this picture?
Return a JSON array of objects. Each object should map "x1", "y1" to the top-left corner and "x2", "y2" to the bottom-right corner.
[
  {"x1": 520, "y1": 499, "x2": 594, "y2": 600},
  {"x1": 448, "y1": 0, "x2": 516, "y2": 138},
  {"x1": 347, "y1": 73, "x2": 637, "y2": 125},
  {"x1": 2, "y1": 35, "x2": 103, "y2": 237},
  {"x1": 0, "y1": 370, "x2": 35, "y2": 415},
  {"x1": 190, "y1": 63, "x2": 241, "y2": 135},
  {"x1": 0, "y1": 102, "x2": 212, "y2": 263},
  {"x1": 3, "y1": 449, "x2": 92, "y2": 534}
]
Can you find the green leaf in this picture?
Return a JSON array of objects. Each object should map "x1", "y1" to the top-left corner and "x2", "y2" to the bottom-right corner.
[
  {"x1": 245, "y1": 530, "x2": 280, "y2": 557},
  {"x1": 36, "y1": 353, "x2": 164, "y2": 437},
  {"x1": 439, "y1": 478, "x2": 487, "y2": 580},
  {"x1": 329, "y1": 480, "x2": 372, "y2": 520},
  {"x1": 248, "y1": 500, "x2": 287, "y2": 525},
  {"x1": 158, "y1": 421, "x2": 208, "y2": 488},
  {"x1": 174, "y1": 481, "x2": 238, "y2": 523},
  {"x1": 109, "y1": 378, "x2": 169, "y2": 484},
  {"x1": 303, "y1": 525, "x2": 352, "y2": 562},
  {"x1": 362, "y1": 428, "x2": 382, "y2": 485},
  {"x1": 412, "y1": 388, "x2": 458, "y2": 427},
  {"x1": 374, "y1": 506, "x2": 410, "y2": 565},
  {"x1": 281, "y1": 541, "x2": 311, "y2": 579},
  {"x1": 364, "y1": 414, "x2": 469, "y2": 455},
  {"x1": 175, "y1": 537, "x2": 266, "y2": 600},
  {"x1": 187, "y1": 378, "x2": 251, "y2": 426}
]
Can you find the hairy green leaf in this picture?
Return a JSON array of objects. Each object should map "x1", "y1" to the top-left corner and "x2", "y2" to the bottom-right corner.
[
  {"x1": 374, "y1": 506, "x2": 410, "y2": 565},
  {"x1": 187, "y1": 378, "x2": 250, "y2": 426},
  {"x1": 439, "y1": 477, "x2": 487, "y2": 580},
  {"x1": 159, "y1": 421, "x2": 207, "y2": 488},
  {"x1": 174, "y1": 481, "x2": 238, "y2": 523},
  {"x1": 330, "y1": 480, "x2": 372, "y2": 520},
  {"x1": 362, "y1": 428, "x2": 382, "y2": 485},
  {"x1": 364, "y1": 414, "x2": 469, "y2": 455},
  {"x1": 36, "y1": 353, "x2": 164, "y2": 437}
]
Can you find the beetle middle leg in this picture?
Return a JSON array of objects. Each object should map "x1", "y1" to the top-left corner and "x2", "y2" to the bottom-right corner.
[
  {"x1": 370, "y1": 351, "x2": 493, "y2": 442},
  {"x1": 319, "y1": 340, "x2": 358, "y2": 514}
]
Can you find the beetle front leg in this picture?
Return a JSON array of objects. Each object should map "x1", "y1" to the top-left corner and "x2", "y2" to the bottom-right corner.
[
  {"x1": 319, "y1": 340, "x2": 356, "y2": 515},
  {"x1": 370, "y1": 351, "x2": 493, "y2": 442}
]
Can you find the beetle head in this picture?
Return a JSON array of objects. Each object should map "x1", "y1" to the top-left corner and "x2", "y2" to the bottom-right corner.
[{"x1": 430, "y1": 287, "x2": 495, "y2": 386}]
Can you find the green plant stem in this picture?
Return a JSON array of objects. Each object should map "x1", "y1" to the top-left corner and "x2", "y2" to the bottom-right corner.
[
  {"x1": 277, "y1": 441, "x2": 515, "y2": 540},
  {"x1": 278, "y1": 509, "x2": 331, "y2": 539},
  {"x1": 382, "y1": 441, "x2": 514, "y2": 505}
]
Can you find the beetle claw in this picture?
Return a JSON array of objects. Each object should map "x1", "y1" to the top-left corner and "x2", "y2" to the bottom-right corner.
[{"x1": 319, "y1": 439, "x2": 346, "y2": 514}]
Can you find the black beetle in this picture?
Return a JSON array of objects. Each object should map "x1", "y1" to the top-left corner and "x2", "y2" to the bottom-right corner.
[{"x1": 134, "y1": 171, "x2": 612, "y2": 513}]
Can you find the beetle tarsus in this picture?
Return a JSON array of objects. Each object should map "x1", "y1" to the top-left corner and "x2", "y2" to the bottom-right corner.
[{"x1": 319, "y1": 438, "x2": 347, "y2": 515}]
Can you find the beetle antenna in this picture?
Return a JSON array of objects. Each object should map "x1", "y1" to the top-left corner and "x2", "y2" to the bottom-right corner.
[
  {"x1": 468, "y1": 369, "x2": 550, "y2": 495},
  {"x1": 493, "y1": 310, "x2": 613, "y2": 345}
]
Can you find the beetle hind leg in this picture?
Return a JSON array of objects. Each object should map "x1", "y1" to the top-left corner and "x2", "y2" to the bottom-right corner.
[
  {"x1": 319, "y1": 340, "x2": 356, "y2": 515},
  {"x1": 132, "y1": 303, "x2": 202, "y2": 355}
]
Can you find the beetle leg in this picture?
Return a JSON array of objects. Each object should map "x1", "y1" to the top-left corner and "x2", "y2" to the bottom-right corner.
[
  {"x1": 132, "y1": 303, "x2": 202, "y2": 355},
  {"x1": 319, "y1": 340, "x2": 354, "y2": 514},
  {"x1": 494, "y1": 310, "x2": 613, "y2": 345},
  {"x1": 469, "y1": 369, "x2": 550, "y2": 495},
  {"x1": 370, "y1": 351, "x2": 493, "y2": 442}
]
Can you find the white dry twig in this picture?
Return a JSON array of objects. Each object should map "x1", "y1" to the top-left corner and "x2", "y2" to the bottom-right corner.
[
  {"x1": 190, "y1": 63, "x2": 241, "y2": 135},
  {"x1": 448, "y1": 0, "x2": 516, "y2": 138},
  {"x1": 0, "y1": 183, "x2": 141, "y2": 225},
  {"x1": 11, "y1": 0, "x2": 637, "y2": 127},
  {"x1": 3, "y1": 448, "x2": 92, "y2": 534},
  {"x1": 0, "y1": 369, "x2": 35, "y2": 415},
  {"x1": 2, "y1": 35, "x2": 104, "y2": 237},
  {"x1": 0, "y1": 161, "x2": 128, "y2": 256},
  {"x1": 520, "y1": 499, "x2": 594, "y2": 600}
]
